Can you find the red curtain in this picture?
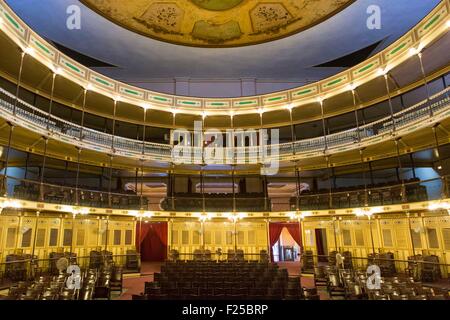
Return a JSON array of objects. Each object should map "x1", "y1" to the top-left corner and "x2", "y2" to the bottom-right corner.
[
  {"x1": 284, "y1": 223, "x2": 302, "y2": 248},
  {"x1": 269, "y1": 223, "x2": 303, "y2": 261},
  {"x1": 136, "y1": 222, "x2": 168, "y2": 262},
  {"x1": 315, "y1": 229, "x2": 325, "y2": 261}
]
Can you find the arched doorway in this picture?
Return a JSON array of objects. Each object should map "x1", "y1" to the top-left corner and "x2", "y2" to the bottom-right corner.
[{"x1": 136, "y1": 222, "x2": 168, "y2": 262}]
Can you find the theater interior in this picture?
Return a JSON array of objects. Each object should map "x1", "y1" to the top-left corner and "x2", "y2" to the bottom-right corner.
[{"x1": 0, "y1": 0, "x2": 449, "y2": 303}]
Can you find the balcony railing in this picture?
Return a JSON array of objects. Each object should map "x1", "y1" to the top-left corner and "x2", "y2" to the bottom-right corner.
[
  {"x1": 1, "y1": 174, "x2": 448, "y2": 212},
  {"x1": 0, "y1": 86, "x2": 449, "y2": 162}
]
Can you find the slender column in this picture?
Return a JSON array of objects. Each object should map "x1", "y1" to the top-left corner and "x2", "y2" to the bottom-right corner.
[
  {"x1": 70, "y1": 213, "x2": 76, "y2": 255},
  {"x1": 140, "y1": 108, "x2": 147, "y2": 210},
  {"x1": 108, "y1": 100, "x2": 118, "y2": 208},
  {"x1": 288, "y1": 107, "x2": 296, "y2": 155},
  {"x1": 407, "y1": 212, "x2": 416, "y2": 256},
  {"x1": 2, "y1": 124, "x2": 14, "y2": 196},
  {"x1": 409, "y1": 153, "x2": 417, "y2": 179},
  {"x1": 137, "y1": 216, "x2": 142, "y2": 254},
  {"x1": 368, "y1": 215, "x2": 376, "y2": 255},
  {"x1": 234, "y1": 218, "x2": 238, "y2": 252},
  {"x1": 266, "y1": 219, "x2": 271, "y2": 261},
  {"x1": 295, "y1": 165, "x2": 301, "y2": 210},
  {"x1": 169, "y1": 218, "x2": 174, "y2": 252},
  {"x1": 39, "y1": 137, "x2": 49, "y2": 202},
  {"x1": 104, "y1": 216, "x2": 110, "y2": 252},
  {"x1": 170, "y1": 165, "x2": 175, "y2": 210},
  {"x1": 432, "y1": 125, "x2": 447, "y2": 198},
  {"x1": 325, "y1": 156, "x2": 333, "y2": 209},
  {"x1": 108, "y1": 155, "x2": 114, "y2": 208},
  {"x1": 75, "y1": 147, "x2": 82, "y2": 205},
  {"x1": 384, "y1": 74, "x2": 397, "y2": 132},
  {"x1": 263, "y1": 174, "x2": 269, "y2": 211},
  {"x1": 369, "y1": 162, "x2": 375, "y2": 186},
  {"x1": 12, "y1": 51, "x2": 26, "y2": 116},
  {"x1": 360, "y1": 148, "x2": 368, "y2": 206},
  {"x1": 79, "y1": 88, "x2": 88, "y2": 141},
  {"x1": 15, "y1": 214, "x2": 23, "y2": 254},
  {"x1": 319, "y1": 100, "x2": 328, "y2": 150},
  {"x1": 3, "y1": 52, "x2": 25, "y2": 193},
  {"x1": 201, "y1": 220, "x2": 205, "y2": 250},
  {"x1": 24, "y1": 152, "x2": 30, "y2": 180},
  {"x1": 332, "y1": 217, "x2": 338, "y2": 252},
  {"x1": 74, "y1": 88, "x2": 87, "y2": 204},
  {"x1": 351, "y1": 89, "x2": 361, "y2": 142},
  {"x1": 140, "y1": 160, "x2": 145, "y2": 210},
  {"x1": 232, "y1": 165, "x2": 236, "y2": 212},
  {"x1": 417, "y1": 52, "x2": 433, "y2": 116},
  {"x1": 45, "y1": 73, "x2": 57, "y2": 130},
  {"x1": 31, "y1": 211, "x2": 40, "y2": 260},
  {"x1": 421, "y1": 214, "x2": 430, "y2": 252},
  {"x1": 394, "y1": 139, "x2": 407, "y2": 203}
]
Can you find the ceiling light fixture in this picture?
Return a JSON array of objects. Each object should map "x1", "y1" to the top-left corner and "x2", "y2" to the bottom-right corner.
[
  {"x1": 409, "y1": 47, "x2": 419, "y2": 57},
  {"x1": 428, "y1": 201, "x2": 450, "y2": 211},
  {"x1": 0, "y1": 200, "x2": 22, "y2": 209},
  {"x1": 141, "y1": 103, "x2": 151, "y2": 110},
  {"x1": 128, "y1": 210, "x2": 139, "y2": 217},
  {"x1": 143, "y1": 211, "x2": 154, "y2": 218},
  {"x1": 377, "y1": 68, "x2": 386, "y2": 77},
  {"x1": 24, "y1": 47, "x2": 35, "y2": 56}
]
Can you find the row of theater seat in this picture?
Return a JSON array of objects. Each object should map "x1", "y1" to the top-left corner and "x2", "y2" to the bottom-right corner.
[
  {"x1": 134, "y1": 261, "x2": 314, "y2": 300},
  {"x1": 314, "y1": 266, "x2": 448, "y2": 300},
  {"x1": 1, "y1": 250, "x2": 140, "y2": 283},
  {"x1": 0, "y1": 265, "x2": 123, "y2": 300}
]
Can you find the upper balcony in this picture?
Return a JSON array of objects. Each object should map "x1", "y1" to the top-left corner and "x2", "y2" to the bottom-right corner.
[{"x1": 1, "y1": 83, "x2": 450, "y2": 167}]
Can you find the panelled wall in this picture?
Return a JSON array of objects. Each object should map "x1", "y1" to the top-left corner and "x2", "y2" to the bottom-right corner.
[
  {"x1": 169, "y1": 220, "x2": 268, "y2": 258},
  {"x1": 0, "y1": 210, "x2": 136, "y2": 262},
  {"x1": 1, "y1": 211, "x2": 449, "y2": 270},
  {"x1": 302, "y1": 212, "x2": 450, "y2": 272}
]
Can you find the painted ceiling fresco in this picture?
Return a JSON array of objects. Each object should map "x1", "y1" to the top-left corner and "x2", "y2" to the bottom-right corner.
[{"x1": 81, "y1": 0, "x2": 354, "y2": 47}]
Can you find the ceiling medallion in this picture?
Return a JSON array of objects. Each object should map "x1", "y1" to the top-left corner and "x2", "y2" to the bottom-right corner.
[
  {"x1": 190, "y1": 0, "x2": 244, "y2": 11},
  {"x1": 81, "y1": 0, "x2": 355, "y2": 47}
]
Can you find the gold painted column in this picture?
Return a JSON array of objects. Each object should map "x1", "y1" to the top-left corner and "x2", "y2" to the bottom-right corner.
[{"x1": 265, "y1": 218, "x2": 271, "y2": 261}]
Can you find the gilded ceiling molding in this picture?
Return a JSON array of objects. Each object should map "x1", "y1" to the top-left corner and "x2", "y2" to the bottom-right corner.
[
  {"x1": 80, "y1": 0, "x2": 355, "y2": 48},
  {"x1": 0, "y1": 0, "x2": 449, "y2": 116}
]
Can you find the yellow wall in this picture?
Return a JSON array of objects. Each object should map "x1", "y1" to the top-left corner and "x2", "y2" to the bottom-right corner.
[
  {"x1": 169, "y1": 220, "x2": 268, "y2": 259},
  {"x1": 1, "y1": 209, "x2": 449, "y2": 276},
  {"x1": 0, "y1": 210, "x2": 136, "y2": 264},
  {"x1": 302, "y1": 212, "x2": 450, "y2": 275}
]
